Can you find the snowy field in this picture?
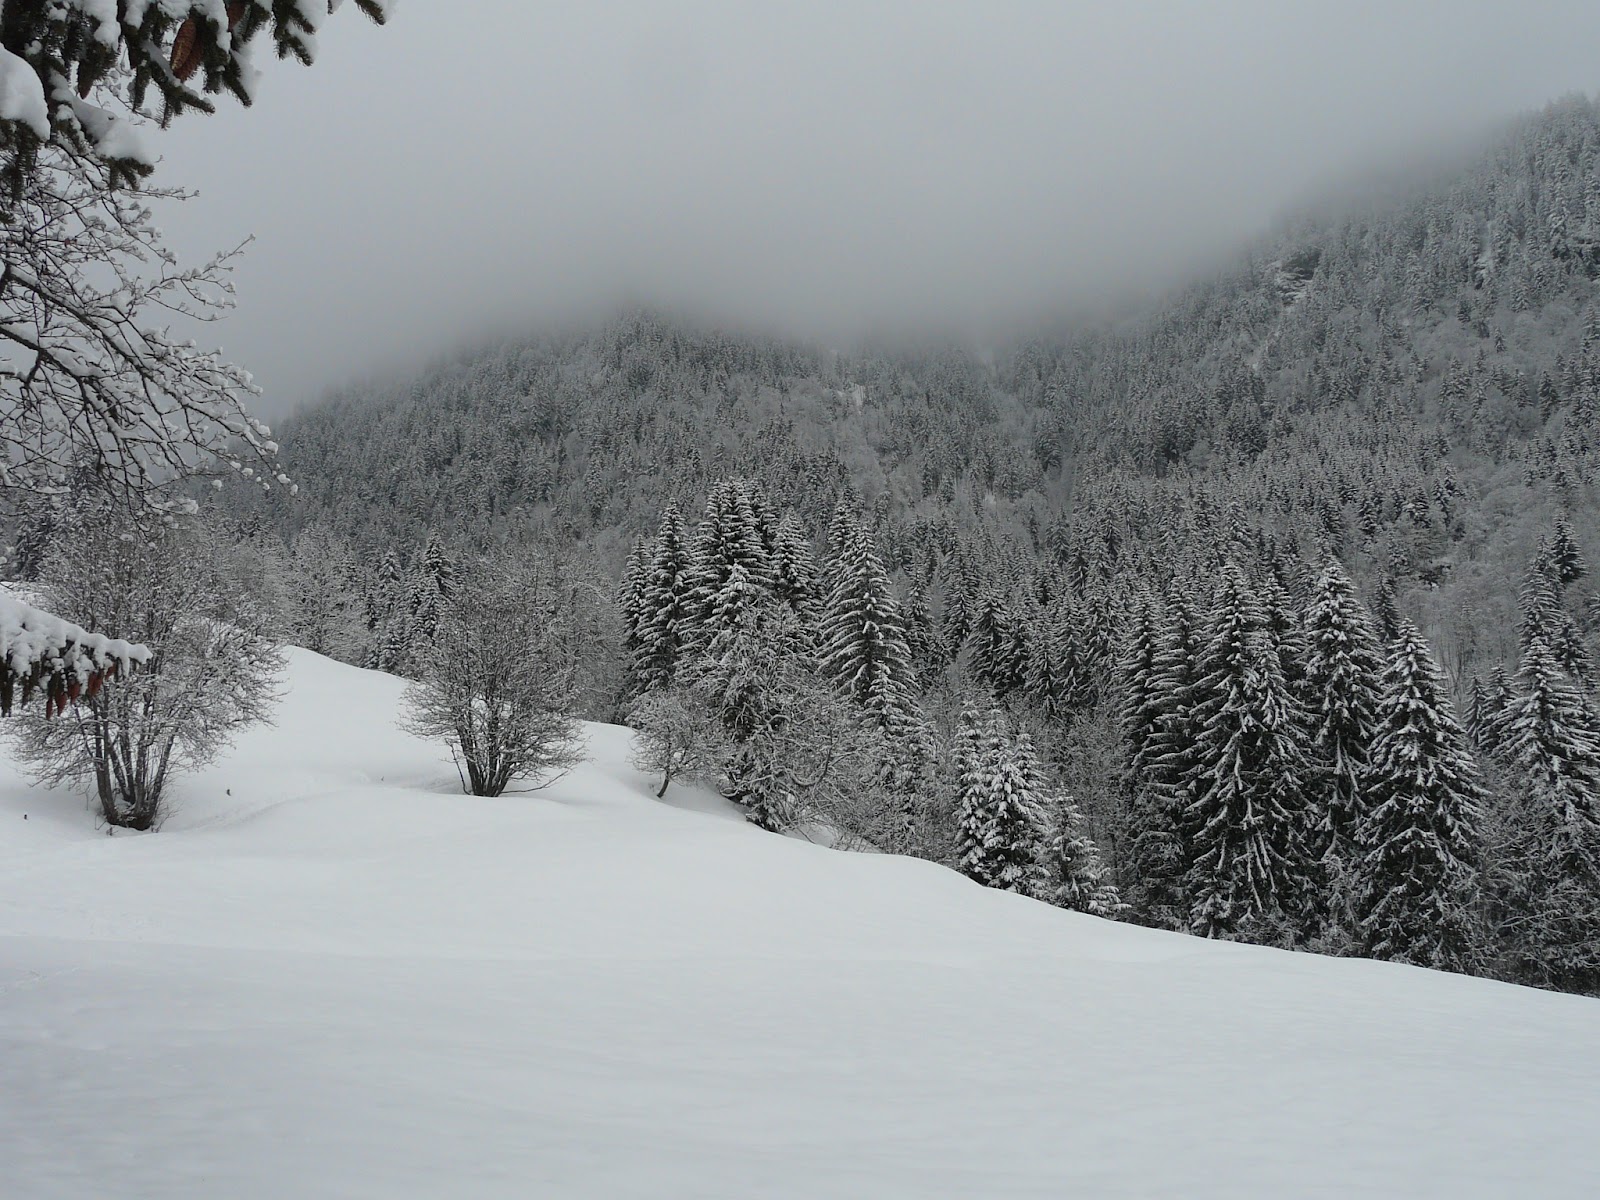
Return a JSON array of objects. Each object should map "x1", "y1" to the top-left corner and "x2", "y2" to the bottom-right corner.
[{"x1": 2, "y1": 649, "x2": 1598, "y2": 1199}]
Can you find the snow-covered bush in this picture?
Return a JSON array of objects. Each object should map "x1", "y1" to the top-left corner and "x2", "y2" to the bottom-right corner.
[
  {"x1": 628, "y1": 686, "x2": 713, "y2": 798},
  {"x1": 401, "y1": 557, "x2": 586, "y2": 797},
  {"x1": 4, "y1": 511, "x2": 283, "y2": 829}
]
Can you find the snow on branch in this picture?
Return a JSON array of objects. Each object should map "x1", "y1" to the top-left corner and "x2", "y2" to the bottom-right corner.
[{"x1": 0, "y1": 591, "x2": 150, "y2": 716}]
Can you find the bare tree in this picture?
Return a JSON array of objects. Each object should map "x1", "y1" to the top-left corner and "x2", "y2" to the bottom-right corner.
[
  {"x1": 5, "y1": 509, "x2": 284, "y2": 828},
  {"x1": 1, "y1": 137, "x2": 282, "y2": 513},
  {"x1": 629, "y1": 686, "x2": 714, "y2": 798},
  {"x1": 401, "y1": 555, "x2": 586, "y2": 797}
]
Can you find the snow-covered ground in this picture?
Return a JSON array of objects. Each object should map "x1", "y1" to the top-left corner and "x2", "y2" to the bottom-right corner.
[{"x1": 2, "y1": 649, "x2": 1597, "y2": 1199}]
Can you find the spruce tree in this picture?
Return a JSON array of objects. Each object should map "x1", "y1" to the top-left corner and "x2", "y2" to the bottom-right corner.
[
  {"x1": 955, "y1": 708, "x2": 1045, "y2": 893},
  {"x1": 633, "y1": 504, "x2": 694, "y2": 693},
  {"x1": 1029, "y1": 731, "x2": 1123, "y2": 920},
  {"x1": 1355, "y1": 621, "x2": 1482, "y2": 973},
  {"x1": 819, "y1": 523, "x2": 932, "y2": 807},
  {"x1": 1184, "y1": 563, "x2": 1315, "y2": 941},
  {"x1": 969, "y1": 588, "x2": 1027, "y2": 696},
  {"x1": 771, "y1": 511, "x2": 821, "y2": 623},
  {"x1": 1301, "y1": 559, "x2": 1384, "y2": 865},
  {"x1": 683, "y1": 480, "x2": 777, "y2": 648},
  {"x1": 1505, "y1": 641, "x2": 1600, "y2": 880},
  {"x1": 1127, "y1": 583, "x2": 1201, "y2": 929}
]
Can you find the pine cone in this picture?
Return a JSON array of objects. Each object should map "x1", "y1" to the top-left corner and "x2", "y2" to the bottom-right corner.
[{"x1": 170, "y1": 18, "x2": 203, "y2": 81}]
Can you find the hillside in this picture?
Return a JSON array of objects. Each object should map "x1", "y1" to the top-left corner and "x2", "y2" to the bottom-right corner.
[
  {"x1": 2, "y1": 649, "x2": 1598, "y2": 1198},
  {"x1": 228, "y1": 95, "x2": 1600, "y2": 691}
]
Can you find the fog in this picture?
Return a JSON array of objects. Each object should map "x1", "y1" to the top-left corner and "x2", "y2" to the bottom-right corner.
[{"x1": 153, "y1": 0, "x2": 1600, "y2": 415}]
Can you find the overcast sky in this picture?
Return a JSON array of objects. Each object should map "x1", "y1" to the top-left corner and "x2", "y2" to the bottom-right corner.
[{"x1": 153, "y1": 1, "x2": 1600, "y2": 416}]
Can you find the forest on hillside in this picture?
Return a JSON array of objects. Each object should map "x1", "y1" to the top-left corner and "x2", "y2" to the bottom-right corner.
[{"x1": 10, "y1": 95, "x2": 1600, "y2": 996}]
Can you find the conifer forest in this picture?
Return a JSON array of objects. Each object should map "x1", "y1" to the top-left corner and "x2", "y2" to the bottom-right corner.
[{"x1": 59, "y1": 95, "x2": 1592, "y2": 998}]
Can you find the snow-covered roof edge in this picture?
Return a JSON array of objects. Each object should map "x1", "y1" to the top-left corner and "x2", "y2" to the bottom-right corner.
[{"x1": 0, "y1": 593, "x2": 152, "y2": 716}]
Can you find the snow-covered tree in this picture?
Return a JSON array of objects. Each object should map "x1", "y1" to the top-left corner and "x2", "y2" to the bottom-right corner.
[
  {"x1": 1184, "y1": 564, "x2": 1315, "y2": 941},
  {"x1": 4, "y1": 509, "x2": 281, "y2": 828},
  {"x1": 1, "y1": 135, "x2": 282, "y2": 511},
  {"x1": 770, "y1": 510, "x2": 820, "y2": 622},
  {"x1": 1355, "y1": 622, "x2": 1482, "y2": 972},
  {"x1": 628, "y1": 685, "x2": 715, "y2": 798},
  {"x1": 632, "y1": 503, "x2": 694, "y2": 693},
  {"x1": 1029, "y1": 737, "x2": 1123, "y2": 919},
  {"x1": 968, "y1": 589, "x2": 1026, "y2": 696},
  {"x1": 400, "y1": 554, "x2": 585, "y2": 798},
  {"x1": 955, "y1": 707, "x2": 1045, "y2": 893},
  {"x1": 1505, "y1": 641, "x2": 1600, "y2": 879},
  {"x1": 1126, "y1": 584, "x2": 1201, "y2": 928},
  {"x1": 680, "y1": 564, "x2": 868, "y2": 833},
  {"x1": 1301, "y1": 559, "x2": 1384, "y2": 865}
]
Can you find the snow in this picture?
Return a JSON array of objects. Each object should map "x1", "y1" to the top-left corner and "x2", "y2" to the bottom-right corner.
[
  {"x1": 2, "y1": 647, "x2": 1598, "y2": 1198},
  {"x1": 0, "y1": 591, "x2": 151, "y2": 705},
  {"x1": 0, "y1": 43, "x2": 49, "y2": 141}
]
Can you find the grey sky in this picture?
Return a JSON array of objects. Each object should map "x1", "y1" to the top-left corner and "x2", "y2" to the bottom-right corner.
[{"x1": 154, "y1": 1, "x2": 1600, "y2": 416}]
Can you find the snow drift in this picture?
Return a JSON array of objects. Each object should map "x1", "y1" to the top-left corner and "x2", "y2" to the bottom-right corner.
[{"x1": 1, "y1": 648, "x2": 1596, "y2": 1198}]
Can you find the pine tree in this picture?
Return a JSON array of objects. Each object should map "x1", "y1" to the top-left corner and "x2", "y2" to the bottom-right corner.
[
  {"x1": 1373, "y1": 577, "x2": 1401, "y2": 643},
  {"x1": 617, "y1": 534, "x2": 651, "y2": 667},
  {"x1": 1465, "y1": 670, "x2": 1513, "y2": 760},
  {"x1": 683, "y1": 480, "x2": 777, "y2": 647},
  {"x1": 955, "y1": 708, "x2": 1045, "y2": 893},
  {"x1": 1024, "y1": 596, "x2": 1091, "y2": 725},
  {"x1": 682, "y1": 563, "x2": 809, "y2": 831},
  {"x1": 1355, "y1": 621, "x2": 1482, "y2": 972},
  {"x1": 363, "y1": 548, "x2": 405, "y2": 670},
  {"x1": 819, "y1": 523, "x2": 932, "y2": 809},
  {"x1": 633, "y1": 504, "x2": 693, "y2": 693},
  {"x1": 901, "y1": 582, "x2": 948, "y2": 684},
  {"x1": 1505, "y1": 641, "x2": 1600, "y2": 880},
  {"x1": 770, "y1": 511, "x2": 821, "y2": 622},
  {"x1": 1127, "y1": 583, "x2": 1201, "y2": 929},
  {"x1": 1301, "y1": 559, "x2": 1384, "y2": 865},
  {"x1": 1116, "y1": 590, "x2": 1163, "y2": 786},
  {"x1": 1184, "y1": 563, "x2": 1315, "y2": 941},
  {"x1": 1519, "y1": 556, "x2": 1590, "y2": 682},
  {"x1": 969, "y1": 588, "x2": 1027, "y2": 696},
  {"x1": 1031, "y1": 758, "x2": 1123, "y2": 919},
  {"x1": 1549, "y1": 518, "x2": 1587, "y2": 585}
]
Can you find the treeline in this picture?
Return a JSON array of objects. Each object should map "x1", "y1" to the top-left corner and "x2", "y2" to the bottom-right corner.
[{"x1": 608, "y1": 476, "x2": 1600, "y2": 994}]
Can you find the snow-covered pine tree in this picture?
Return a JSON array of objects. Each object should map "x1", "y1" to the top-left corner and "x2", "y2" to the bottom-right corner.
[
  {"x1": 1505, "y1": 640, "x2": 1600, "y2": 880},
  {"x1": 771, "y1": 511, "x2": 821, "y2": 623},
  {"x1": 1549, "y1": 518, "x2": 1587, "y2": 585},
  {"x1": 1355, "y1": 621, "x2": 1482, "y2": 973},
  {"x1": 819, "y1": 522, "x2": 932, "y2": 814},
  {"x1": 901, "y1": 581, "x2": 948, "y2": 685},
  {"x1": 1260, "y1": 571, "x2": 1309, "y2": 695},
  {"x1": 1, "y1": 1, "x2": 392, "y2": 195},
  {"x1": 1373, "y1": 577, "x2": 1402, "y2": 643},
  {"x1": 633, "y1": 504, "x2": 694, "y2": 693},
  {"x1": 363, "y1": 548, "x2": 406, "y2": 670},
  {"x1": 404, "y1": 532, "x2": 456, "y2": 654},
  {"x1": 1126, "y1": 582, "x2": 1202, "y2": 928},
  {"x1": 1028, "y1": 724, "x2": 1123, "y2": 917},
  {"x1": 683, "y1": 480, "x2": 778, "y2": 648},
  {"x1": 968, "y1": 588, "x2": 1027, "y2": 696},
  {"x1": 1115, "y1": 590, "x2": 1163, "y2": 788},
  {"x1": 1301, "y1": 559, "x2": 1385, "y2": 866},
  {"x1": 1024, "y1": 595, "x2": 1092, "y2": 726},
  {"x1": 1184, "y1": 563, "x2": 1316, "y2": 942},
  {"x1": 955, "y1": 708, "x2": 1044, "y2": 893},
  {"x1": 1518, "y1": 557, "x2": 1590, "y2": 683},
  {"x1": 616, "y1": 535, "x2": 651, "y2": 682}
]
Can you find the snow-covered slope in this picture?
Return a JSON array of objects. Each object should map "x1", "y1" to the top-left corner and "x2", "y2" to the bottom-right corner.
[{"x1": 2, "y1": 649, "x2": 1597, "y2": 1199}]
